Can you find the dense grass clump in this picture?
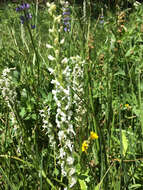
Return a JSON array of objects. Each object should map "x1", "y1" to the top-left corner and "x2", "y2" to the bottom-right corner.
[{"x1": 0, "y1": 1, "x2": 143, "y2": 189}]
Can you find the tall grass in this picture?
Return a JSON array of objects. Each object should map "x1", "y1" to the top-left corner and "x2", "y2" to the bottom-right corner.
[{"x1": 0, "y1": 1, "x2": 143, "y2": 189}]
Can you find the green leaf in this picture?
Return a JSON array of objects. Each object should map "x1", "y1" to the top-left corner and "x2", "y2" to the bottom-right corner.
[
  {"x1": 33, "y1": 53, "x2": 36, "y2": 66},
  {"x1": 114, "y1": 70, "x2": 125, "y2": 76},
  {"x1": 53, "y1": 168, "x2": 59, "y2": 176},
  {"x1": 13, "y1": 70, "x2": 19, "y2": 79},
  {"x1": 27, "y1": 103, "x2": 32, "y2": 112},
  {"x1": 21, "y1": 88, "x2": 27, "y2": 99},
  {"x1": 110, "y1": 33, "x2": 116, "y2": 50},
  {"x1": 41, "y1": 170, "x2": 56, "y2": 189},
  {"x1": 20, "y1": 107, "x2": 26, "y2": 118},
  {"x1": 122, "y1": 130, "x2": 128, "y2": 156},
  {"x1": 115, "y1": 180, "x2": 120, "y2": 190},
  {"x1": 0, "y1": 167, "x2": 17, "y2": 190},
  {"x1": 78, "y1": 179, "x2": 87, "y2": 190},
  {"x1": 20, "y1": 24, "x2": 29, "y2": 52},
  {"x1": 47, "y1": 92, "x2": 52, "y2": 102},
  {"x1": 125, "y1": 48, "x2": 134, "y2": 57},
  {"x1": 94, "y1": 184, "x2": 100, "y2": 190},
  {"x1": 129, "y1": 184, "x2": 142, "y2": 189},
  {"x1": 31, "y1": 114, "x2": 36, "y2": 120}
]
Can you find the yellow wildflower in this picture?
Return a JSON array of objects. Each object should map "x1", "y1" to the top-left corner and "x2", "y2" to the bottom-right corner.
[
  {"x1": 125, "y1": 104, "x2": 131, "y2": 110},
  {"x1": 90, "y1": 131, "x2": 98, "y2": 140},
  {"x1": 82, "y1": 140, "x2": 89, "y2": 153},
  {"x1": 125, "y1": 104, "x2": 129, "y2": 108}
]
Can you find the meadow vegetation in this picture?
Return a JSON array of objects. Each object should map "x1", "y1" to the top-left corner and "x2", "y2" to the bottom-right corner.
[{"x1": 0, "y1": 0, "x2": 143, "y2": 189}]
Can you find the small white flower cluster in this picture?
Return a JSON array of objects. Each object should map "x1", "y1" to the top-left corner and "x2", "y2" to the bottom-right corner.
[
  {"x1": 47, "y1": 55, "x2": 86, "y2": 188},
  {"x1": 0, "y1": 67, "x2": 22, "y2": 154},
  {"x1": 70, "y1": 56, "x2": 86, "y2": 123},
  {"x1": 10, "y1": 111, "x2": 19, "y2": 135},
  {"x1": 39, "y1": 104, "x2": 56, "y2": 148},
  {"x1": 46, "y1": 2, "x2": 64, "y2": 64},
  {"x1": 48, "y1": 64, "x2": 77, "y2": 188},
  {"x1": 0, "y1": 67, "x2": 17, "y2": 109},
  {"x1": 46, "y1": 2, "x2": 56, "y2": 16}
]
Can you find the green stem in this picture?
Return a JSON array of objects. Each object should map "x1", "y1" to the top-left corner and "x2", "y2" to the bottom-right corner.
[{"x1": 24, "y1": 11, "x2": 40, "y2": 95}]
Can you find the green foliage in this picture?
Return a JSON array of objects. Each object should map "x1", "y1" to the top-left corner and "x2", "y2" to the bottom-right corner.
[{"x1": 0, "y1": 1, "x2": 143, "y2": 190}]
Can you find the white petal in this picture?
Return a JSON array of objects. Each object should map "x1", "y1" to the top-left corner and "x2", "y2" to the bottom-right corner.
[
  {"x1": 46, "y1": 44, "x2": 53, "y2": 49},
  {"x1": 48, "y1": 55, "x2": 55, "y2": 61}
]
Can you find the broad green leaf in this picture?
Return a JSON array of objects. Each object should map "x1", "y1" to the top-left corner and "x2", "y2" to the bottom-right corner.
[
  {"x1": 20, "y1": 107, "x2": 26, "y2": 118},
  {"x1": 31, "y1": 114, "x2": 36, "y2": 120},
  {"x1": 78, "y1": 179, "x2": 87, "y2": 190},
  {"x1": 47, "y1": 92, "x2": 53, "y2": 102},
  {"x1": 122, "y1": 130, "x2": 128, "y2": 156}
]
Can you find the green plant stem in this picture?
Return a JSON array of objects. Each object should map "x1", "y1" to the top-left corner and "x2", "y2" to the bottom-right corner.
[{"x1": 24, "y1": 14, "x2": 40, "y2": 95}]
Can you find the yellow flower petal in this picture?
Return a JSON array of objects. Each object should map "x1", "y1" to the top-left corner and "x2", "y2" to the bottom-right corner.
[
  {"x1": 90, "y1": 131, "x2": 98, "y2": 140},
  {"x1": 82, "y1": 140, "x2": 89, "y2": 152}
]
